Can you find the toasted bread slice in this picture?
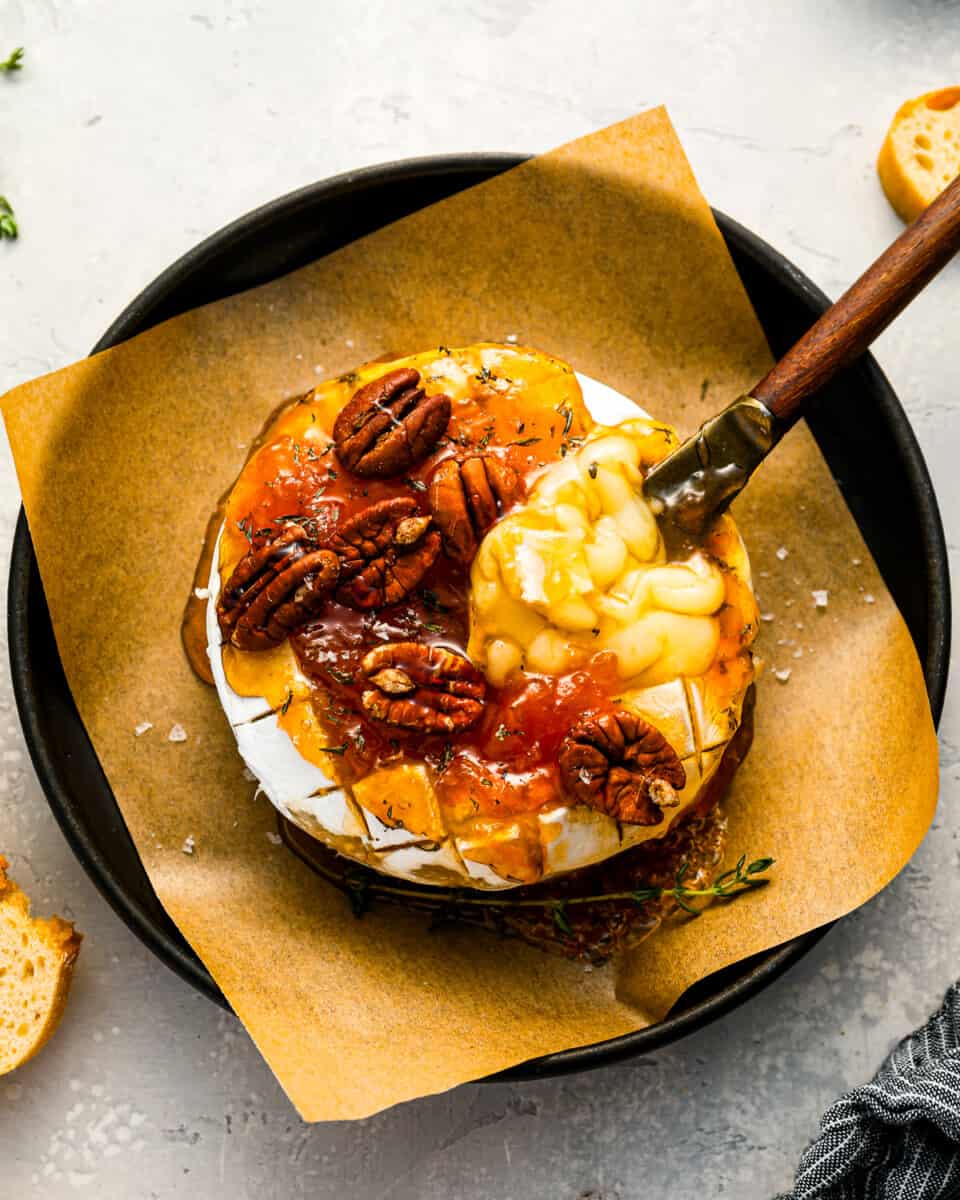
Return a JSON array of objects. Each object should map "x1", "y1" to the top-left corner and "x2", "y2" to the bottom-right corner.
[
  {"x1": 0, "y1": 856, "x2": 82, "y2": 1075},
  {"x1": 878, "y1": 87, "x2": 960, "y2": 222}
]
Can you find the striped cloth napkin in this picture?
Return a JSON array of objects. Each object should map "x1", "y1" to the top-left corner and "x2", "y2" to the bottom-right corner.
[{"x1": 778, "y1": 983, "x2": 960, "y2": 1199}]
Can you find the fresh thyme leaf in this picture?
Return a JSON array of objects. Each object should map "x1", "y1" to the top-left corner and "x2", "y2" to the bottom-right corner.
[
  {"x1": 325, "y1": 667, "x2": 355, "y2": 685},
  {"x1": 353, "y1": 731, "x2": 366, "y2": 753},
  {"x1": 420, "y1": 588, "x2": 448, "y2": 613},
  {"x1": 280, "y1": 690, "x2": 293, "y2": 715},
  {"x1": 475, "y1": 365, "x2": 495, "y2": 383},
  {"x1": 508, "y1": 436, "x2": 541, "y2": 447},
  {"x1": 552, "y1": 902, "x2": 573, "y2": 937},
  {"x1": 423, "y1": 621, "x2": 442, "y2": 634},
  {"x1": 493, "y1": 723, "x2": 522, "y2": 741},
  {"x1": 0, "y1": 47, "x2": 23, "y2": 72},
  {"x1": 747, "y1": 857, "x2": 775, "y2": 875},
  {"x1": 479, "y1": 778, "x2": 493, "y2": 788},
  {"x1": 557, "y1": 403, "x2": 574, "y2": 436},
  {"x1": 404, "y1": 477, "x2": 427, "y2": 492},
  {"x1": 438, "y1": 742, "x2": 455, "y2": 771},
  {"x1": 318, "y1": 743, "x2": 348, "y2": 755},
  {"x1": 588, "y1": 461, "x2": 598, "y2": 479},
  {"x1": 0, "y1": 195, "x2": 18, "y2": 240}
]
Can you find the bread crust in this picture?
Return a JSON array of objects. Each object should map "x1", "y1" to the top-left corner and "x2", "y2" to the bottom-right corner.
[
  {"x1": 878, "y1": 88, "x2": 960, "y2": 223},
  {"x1": 0, "y1": 856, "x2": 82, "y2": 1076}
]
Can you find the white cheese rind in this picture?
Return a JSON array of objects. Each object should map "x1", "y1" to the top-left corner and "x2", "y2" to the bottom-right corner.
[
  {"x1": 286, "y1": 789, "x2": 368, "y2": 840},
  {"x1": 377, "y1": 841, "x2": 465, "y2": 884},
  {"x1": 206, "y1": 544, "x2": 273, "y2": 726},
  {"x1": 234, "y1": 713, "x2": 337, "y2": 805},
  {"x1": 579, "y1": 373, "x2": 650, "y2": 425},
  {"x1": 361, "y1": 810, "x2": 435, "y2": 850},
  {"x1": 538, "y1": 805, "x2": 622, "y2": 876}
]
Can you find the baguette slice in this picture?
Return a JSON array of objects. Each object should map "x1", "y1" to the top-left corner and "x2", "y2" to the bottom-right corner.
[
  {"x1": 0, "y1": 856, "x2": 82, "y2": 1075},
  {"x1": 878, "y1": 87, "x2": 960, "y2": 222}
]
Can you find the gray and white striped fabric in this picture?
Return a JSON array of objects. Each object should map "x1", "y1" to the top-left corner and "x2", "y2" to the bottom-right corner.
[{"x1": 778, "y1": 983, "x2": 960, "y2": 1200}]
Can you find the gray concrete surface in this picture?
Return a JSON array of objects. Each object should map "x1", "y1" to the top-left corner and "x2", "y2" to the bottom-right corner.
[{"x1": 1, "y1": 1, "x2": 959, "y2": 1196}]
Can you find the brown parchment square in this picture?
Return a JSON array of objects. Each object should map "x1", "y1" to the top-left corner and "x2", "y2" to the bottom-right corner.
[{"x1": 1, "y1": 108, "x2": 938, "y2": 1119}]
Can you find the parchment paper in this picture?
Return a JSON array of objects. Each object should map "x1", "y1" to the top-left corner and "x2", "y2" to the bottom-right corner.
[{"x1": 1, "y1": 108, "x2": 938, "y2": 1119}]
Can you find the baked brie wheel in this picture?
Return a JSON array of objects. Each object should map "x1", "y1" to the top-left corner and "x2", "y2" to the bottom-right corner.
[{"x1": 207, "y1": 344, "x2": 758, "y2": 890}]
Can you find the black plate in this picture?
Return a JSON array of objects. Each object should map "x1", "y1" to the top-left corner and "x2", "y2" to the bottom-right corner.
[{"x1": 8, "y1": 155, "x2": 950, "y2": 1083}]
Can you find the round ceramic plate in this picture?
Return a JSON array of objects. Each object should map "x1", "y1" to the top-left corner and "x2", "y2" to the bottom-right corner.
[{"x1": 7, "y1": 155, "x2": 950, "y2": 1082}]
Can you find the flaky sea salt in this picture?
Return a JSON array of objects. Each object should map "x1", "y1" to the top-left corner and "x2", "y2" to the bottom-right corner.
[
  {"x1": 811, "y1": 589, "x2": 829, "y2": 610},
  {"x1": 776, "y1": 546, "x2": 789, "y2": 561},
  {"x1": 773, "y1": 667, "x2": 792, "y2": 683},
  {"x1": 344, "y1": 337, "x2": 355, "y2": 348},
  {"x1": 864, "y1": 593, "x2": 876, "y2": 604},
  {"x1": 181, "y1": 836, "x2": 195, "y2": 856},
  {"x1": 242, "y1": 767, "x2": 257, "y2": 782},
  {"x1": 193, "y1": 586, "x2": 209, "y2": 600},
  {"x1": 133, "y1": 721, "x2": 153, "y2": 737},
  {"x1": 852, "y1": 557, "x2": 862, "y2": 566},
  {"x1": 505, "y1": 333, "x2": 519, "y2": 344},
  {"x1": 266, "y1": 832, "x2": 282, "y2": 846},
  {"x1": 168, "y1": 723, "x2": 188, "y2": 743},
  {"x1": 759, "y1": 612, "x2": 776, "y2": 623}
]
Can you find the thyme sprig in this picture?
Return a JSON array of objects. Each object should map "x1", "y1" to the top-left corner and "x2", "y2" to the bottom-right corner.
[
  {"x1": 0, "y1": 47, "x2": 23, "y2": 72},
  {"x1": 0, "y1": 196, "x2": 16, "y2": 240},
  {"x1": 330, "y1": 853, "x2": 774, "y2": 927}
]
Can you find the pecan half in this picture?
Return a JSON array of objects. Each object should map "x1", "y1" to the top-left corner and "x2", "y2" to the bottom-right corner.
[
  {"x1": 360, "y1": 642, "x2": 486, "y2": 733},
  {"x1": 558, "y1": 711, "x2": 686, "y2": 825},
  {"x1": 427, "y1": 454, "x2": 522, "y2": 563},
  {"x1": 333, "y1": 368, "x2": 452, "y2": 478},
  {"x1": 217, "y1": 524, "x2": 340, "y2": 650},
  {"x1": 329, "y1": 497, "x2": 441, "y2": 609}
]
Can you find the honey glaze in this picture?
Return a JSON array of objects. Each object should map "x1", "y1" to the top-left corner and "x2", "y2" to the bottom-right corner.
[{"x1": 181, "y1": 388, "x2": 320, "y2": 685}]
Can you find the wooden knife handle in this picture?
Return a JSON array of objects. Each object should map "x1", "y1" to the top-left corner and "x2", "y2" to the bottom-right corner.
[{"x1": 751, "y1": 174, "x2": 960, "y2": 425}]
